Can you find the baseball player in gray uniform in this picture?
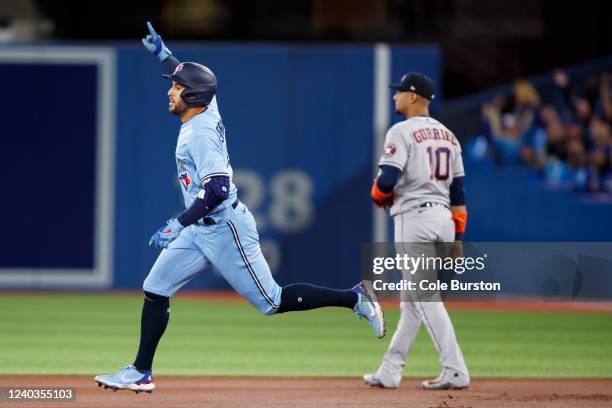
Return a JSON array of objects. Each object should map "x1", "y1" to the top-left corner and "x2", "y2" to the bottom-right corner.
[{"x1": 365, "y1": 73, "x2": 470, "y2": 390}]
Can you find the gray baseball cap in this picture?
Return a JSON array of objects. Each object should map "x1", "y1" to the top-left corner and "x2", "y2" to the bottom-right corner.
[{"x1": 389, "y1": 72, "x2": 436, "y2": 100}]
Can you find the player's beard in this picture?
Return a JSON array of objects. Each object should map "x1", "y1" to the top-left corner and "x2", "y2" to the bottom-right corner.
[{"x1": 169, "y1": 99, "x2": 188, "y2": 116}]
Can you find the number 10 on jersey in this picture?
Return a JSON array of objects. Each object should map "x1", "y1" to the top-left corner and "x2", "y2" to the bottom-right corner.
[{"x1": 426, "y1": 146, "x2": 450, "y2": 181}]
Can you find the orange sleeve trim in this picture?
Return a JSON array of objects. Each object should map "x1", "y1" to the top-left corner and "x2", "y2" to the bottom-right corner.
[
  {"x1": 371, "y1": 180, "x2": 393, "y2": 201},
  {"x1": 451, "y1": 212, "x2": 468, "y2": 233}
]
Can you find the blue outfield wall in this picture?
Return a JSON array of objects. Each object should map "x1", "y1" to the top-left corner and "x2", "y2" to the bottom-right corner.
[
  {"x1": 1, "y1": 43, "x2": 608, "y2": 292},
  {"x1": 465, "y1": 162, "x2": 612, "y2": 242},
  {"x1": 113, "y1": 44, "x2": 441, "y2": 289}
]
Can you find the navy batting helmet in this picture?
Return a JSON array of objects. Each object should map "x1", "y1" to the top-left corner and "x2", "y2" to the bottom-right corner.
[{"x1": 163, "y1": 62, "x2": 217, "y2": 106}]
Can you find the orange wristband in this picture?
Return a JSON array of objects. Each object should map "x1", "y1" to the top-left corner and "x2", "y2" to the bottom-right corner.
[
  {"x1": 371, "y1": 180, "x2": 393, "y2": 201},
  {"x1": 451, "y1": 212, "x2": 468, "y2": 233}
]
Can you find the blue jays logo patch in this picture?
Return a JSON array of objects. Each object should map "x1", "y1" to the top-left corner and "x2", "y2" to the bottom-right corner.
[{"x1": 179, "y1": 172, "x2": 191, "y2": 190}]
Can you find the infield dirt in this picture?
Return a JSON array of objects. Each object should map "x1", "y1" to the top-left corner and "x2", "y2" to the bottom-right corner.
[{"x1": 0, "y1": 376, "x2": 610, "y2": 408}]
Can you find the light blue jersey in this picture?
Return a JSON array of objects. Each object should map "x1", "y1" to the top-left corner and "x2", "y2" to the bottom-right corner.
[
  {"x1": 174, "y1": 96, "x2": 238, "y2": 216},
  {"x1": 145, "y1": 95, "x2": 282, "y2": 314}
]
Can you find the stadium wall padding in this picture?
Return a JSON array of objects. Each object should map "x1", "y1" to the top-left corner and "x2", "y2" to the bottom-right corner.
[{"x1": 2, "y1": 44, "x2": 609, "y2": 294}]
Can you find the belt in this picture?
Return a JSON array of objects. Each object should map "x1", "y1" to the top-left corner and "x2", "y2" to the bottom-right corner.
[
  {"x1": 415, "y1": 202, "x2": 449, "y2": 210},
  {"x1": 201, "y1": 199, "x2": 239, "y2": 225}
]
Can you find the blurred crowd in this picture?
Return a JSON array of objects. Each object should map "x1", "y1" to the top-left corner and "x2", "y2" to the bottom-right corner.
[{"x1": 475, "y1": 70, "x2": 612, "y2": 194}]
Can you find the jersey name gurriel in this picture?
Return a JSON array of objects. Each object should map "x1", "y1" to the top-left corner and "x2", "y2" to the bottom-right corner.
[{"x1": 412, "y1": 128, "x2": 457, "y2": 145}]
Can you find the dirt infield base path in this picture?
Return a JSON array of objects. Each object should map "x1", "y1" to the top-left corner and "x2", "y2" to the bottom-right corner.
[{"x1": 1, "y1": 376, "x2": 611, "y2": 408}]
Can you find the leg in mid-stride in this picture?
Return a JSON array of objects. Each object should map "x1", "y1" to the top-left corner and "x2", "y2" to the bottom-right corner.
[{"x1": 95, "y1": 208, "x2": 385, "y2": 393}]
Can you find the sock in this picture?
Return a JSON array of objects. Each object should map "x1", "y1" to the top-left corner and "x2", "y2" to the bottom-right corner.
[
  {"x1": 133, "y1": 291, "x2": 170, "y2": 372},
  {"x1": 276, "y1": 283, "x2": 358, "y2": 313}
]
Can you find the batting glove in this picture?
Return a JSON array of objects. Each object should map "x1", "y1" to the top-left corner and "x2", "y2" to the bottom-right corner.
[
  {"x1": 141, "y1": 21, "x2": 172, "y2": 61},
  {"x1": 149, "y1": 218, "x2": 185, "y2": 249}
]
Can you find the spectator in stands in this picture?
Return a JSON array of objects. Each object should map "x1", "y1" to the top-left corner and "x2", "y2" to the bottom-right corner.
[
  {"x1": 545, "y1": 120, "x2": 567, "y2": 162},
  {"x1": 587, "y1": 118, "x2": 612, "y2": 192},
  {"x1": 481, "y1": 80, "x2": 541, "y2": 165},
  {"x1": 601, "y1": 73, "x2": 612, "y2": 124},
  {"x1": 540, "y1": 104, "x2": 560, "y2": 125},
  {"x1": 541, "y1": 118, "x2": 569, "y2": 185},
  {"x1": 476, "y1": 67, "x2": 612, "y2": 195}
]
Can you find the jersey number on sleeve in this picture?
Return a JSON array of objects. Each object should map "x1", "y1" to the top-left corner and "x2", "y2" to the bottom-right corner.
[{"x1": 426, "y1": 146, "x2": 450, "y2": 181}]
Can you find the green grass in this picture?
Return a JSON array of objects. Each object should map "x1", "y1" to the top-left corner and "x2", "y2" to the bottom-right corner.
[{"x1": 0, "y1": 293, "x2": 611, "y2": 378}]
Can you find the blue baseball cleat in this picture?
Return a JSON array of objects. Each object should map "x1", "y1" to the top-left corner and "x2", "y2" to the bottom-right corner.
[
  {"x1": 95, "y1": 364, "x2": 155, "y2": 393},
  {"x1": 352, "y1": 281, "x2": 386, "y2": 339}
]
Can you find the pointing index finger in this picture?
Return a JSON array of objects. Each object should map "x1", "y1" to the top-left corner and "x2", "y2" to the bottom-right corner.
[{"x1": 146, "y1": 21, "x2": 158, "y2": 38}]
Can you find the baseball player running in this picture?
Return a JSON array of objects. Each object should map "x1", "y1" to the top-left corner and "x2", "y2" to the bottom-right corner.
[
  {"x1": 95, "y1": 22, "x2": 385, "y2": 393},
  {"x1": 364, "y1": 73, "x2": 470, "y2": 390}
]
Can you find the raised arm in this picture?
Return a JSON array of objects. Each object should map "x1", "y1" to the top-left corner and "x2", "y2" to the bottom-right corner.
[{"x1": 141, "y1": 21, "x2": 181, "y2": 74}]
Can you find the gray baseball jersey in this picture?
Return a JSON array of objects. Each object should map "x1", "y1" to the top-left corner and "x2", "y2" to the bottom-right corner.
[
  {"x1": 373, "y1": 116, "x2": 470, "y2": 387},
  {"x1": 378, "y1": 116, "x2": 464, "y2": 217}
]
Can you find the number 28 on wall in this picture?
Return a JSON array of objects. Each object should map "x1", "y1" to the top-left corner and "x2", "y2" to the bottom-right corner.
[
  {"x1": 232, "y1": 169, "x2": 315, "y2": 275},
  {"x1": 233, "y1": 169, "x2": 314, "y2": 233},
  {"x1": 426, "y1": 146, "x2": 450, "y2": 181}
]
